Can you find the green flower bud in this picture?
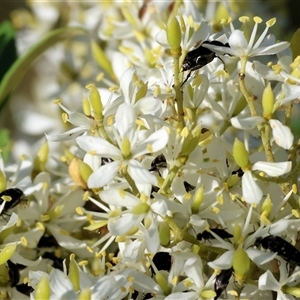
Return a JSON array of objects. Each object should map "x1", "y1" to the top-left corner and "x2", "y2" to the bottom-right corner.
[
  {"x1": 68, "y1": 158, "x2": 92, "y2": 190},
  {"x1": 35, "y1": 276, "x2": 50, "y2": 300},
  {"x1": 86, "y1": 84, "x2": 103, "y2": 118},
  {"x1": 78, "y1": 160, "x2": 93, "y2": 185},
  {"x1": 200, "y1": 290, "x2": 216, "y2": 299},
  {"x1": 69, "y1": 254, "x2": 80, "y2": 292},
  {"x1": 260, "y1": 194, "x2": 272, "y2": 219},
  {"x1": 155, "y1": 271, "x2": 171, "y2": 295},
  {"x1": 166, "y1": 16, "x2": 181, "y2": 52},
  {"x1": 233, "y1": 138, "x2": 250, "y2": 170},
  {"x1": 48, "y1": 205, "x2": 64, "y2": 221},
  {"x1": 0, "y1": 171, "x2": 6, "y2": 193},
  {"x1": 121, "y1": 136, "x2": 131, "y2": 159},
  {"x1": 33, "y1": 141, "x2": 49, "y2": 174},
  {"x1": 82, "y1": 95, "x2": 91, "y2": 117},
  {"x1": 192, "y1": 185, "x2": 204, "y2": 214},
  {"x1": 78, "y1": 288, "x2": 91, "y2": 300},
  {"x1": 233, "y1": 223, "x2": 242, "y2": 244},
  {"x1": 0, "y1": 243, "x2": 16, "y2": 265},
  {"x1": 283, "y1": 286, "x2": 300, "y2": 297},
  {"x1": 159, "y1": 222, "x2": 170, "y2": 246},
  {"x1": 132, "y1": 203, "x2": 150, "y2": 215},
  {"x1": 262, "y1": 83, "x2": 274, "y2": 120},
  {"x1": 227, "y1": 174, "x2": 239, "y2": 188},
  {"x1": 233, "y1": 247, "x2": 250, "y2": 286},
  {"x1": 180, "y1": 125, "x2": 201, "y2": 156}
]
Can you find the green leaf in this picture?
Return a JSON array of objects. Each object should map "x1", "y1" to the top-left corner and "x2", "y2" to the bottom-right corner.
[
  {"x1": 0, "y1": 26, "x2": 89, "y2": 112},
  {"x1": 0, "y1": 21, "x2": 18, "y2": 83},
  {"x1": 290, "y1": 28, "x2": 300, "y2": 59},
  {"x1": 0, "y1": 129, "x2": 11, "y2": 162},
  {"x1": 91, "y1": 39, "x2": 115, "y2": 80}
]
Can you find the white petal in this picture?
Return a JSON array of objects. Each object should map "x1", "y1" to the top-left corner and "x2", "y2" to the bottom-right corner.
[
  {"x1": 150, "y1": 198, "x2": 168, "y2": 217},
  {"x1": 76, "y1": 136, "x2": 121, "y2": 158},
  {"x1": 115, "y1": 103, "x2": 136, "y2": 141},
  {"x1": 231, "y1": 116, "x2": 264, "y2": 130},
  {"x1": 128, "y1": 160, "x2": 157, "y2": 185},
  {"x1": 258, "y1": 270, "x2": 280, "y2": 291},
  {"x1": 252, "y1": 161, "x2": 291, "y2": 176},
  {"x1": 134, "y1": 97, "x2": 163, "y2": 116},
  {"x1": 155, "y1": 29, "x2": 168, "y2": 47},
  {"x1": 185, "y1": 21, "x2": 210, "y2": 49},
  {"x1": 280, "y1": 83, "x2": 300, "y2": 104},
  {"x1": 49, "y1": 269, "x2": 73, "y2": 296},
  {"x1": 143, "y1": 218, "x2": 160, "y2": 253},
  {"x1": 68, "y1": 112, "x2": 94, "y2": 127},
  {"x1": 132, "y1": 128, "x2": 169, "y2": 157},
  {"x1": 252, "y1": 41, "x2": 290, "y2": 56},
  {"x1": 269, "y1": 119, "x2": 294, "y2": 149},
  {"x1": 247, "y1": 248, "x2": 278, "y2": 266},
  {"x1": 252, "y1": 61, "x2": 284, "y2": 81},
  {"x1": 100, "y1": 189, "x2": 140, "y2": 207},
  {"x1": 46, "y1": 127, "x2": 87, "y2": 142},
  {"x1": 88, "y1": 161, "x2": 120, "y2": 188},
  {"x1": 228, "y1": 30, "x2": 248, "y2": 56},
  {"x1": 108, "y1": 213, "x2": 143, "y2": 236},
  {"x1": 207, "y1": 250, "x2": 234, "y2": 269},
  {"x1": 242, "y1": 171, "x2": 263, "y2": 205},
  {"x1": 184, "y1": 255, "x2": 204, "y2": 288}
]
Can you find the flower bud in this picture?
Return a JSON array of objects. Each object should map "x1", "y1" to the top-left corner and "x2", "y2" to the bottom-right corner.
[
  {"x1": 233, "y1": 247, "x2": 250, "y2": 286},
  {"x1": 69, "y1": 158, "x2": 91, "y2": 190},
  {"x1": 283, "y1": 286, "x2": 300, "y2": 297},
  {"x1": 166, "y1": 16, "x2": 181, "y2": 53},
  {"x1": 33, "y1": 141, "x2": 49, "y2": 174},
  {"x1": 233, "y1": 223, "x2": 242, "y2": 244},
  {"x1": 35, "y1": 276, "x2": 50, "y2": 300},
  {"x1": 180, "y1": 125, "x2": 201, "y2": 156},
  {"x1": 0, "y1": 170, "x2": 6, "y2": 192},
  {"x1": 82, "y1": 95, "x2": 91, "y2": 117},
  {"x1": 0, "y1": 244, "x2": 16, "y2": 265},
  {"x1": 78, "y1": 288, "x2": 91, "y2": 300},
  {"x1": 121, "y1": 136, "x2": 131, "y2": 159},
  {"x1": 69, "y1": 254, "x2": 80, "y2": 292},
  {"x1": 260, "y1": 194, "x2": 272, "y2": 220},
  {"x1": 86, "y1": 84, "x2": 103, "y2": 117},
  {"x1": 233, "y1": 138, "x2": 250, "y2": 170},
  {"x1": 192, "y1": 185, "x2": 204, "y2": 214},
  {"x1": 159, "y1": 222, "x2": 170, "y2": 246},
  {"x1": 132, "y1": 203, "x2": 150, "y2": 214},
  {"x1": 262, "y1": 83, "x2": 274, "y2": 120},
  {"x1": 155, "y1": 271, "x2": 171, "y2": 295},
  {"x1": 200, "y1": 290, "x2": 216, "y2": 299}
]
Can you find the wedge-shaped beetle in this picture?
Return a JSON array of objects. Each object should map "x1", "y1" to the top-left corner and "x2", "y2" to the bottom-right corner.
[
  {"x1": 255, "y1": 235, "x2": 300, "y2": 266},
  {"x1": 0, "y1": 188, "x2": 25, "y2": 216},
  {"x1": 181, "y1": 40, "x2": 230, "y2": 86},
  {"x1": 197, "y1": 228, "x2": 233, "y2": 241},
  {"x1": 214, "y1": 267, "x2": 233, "y2": 300}
]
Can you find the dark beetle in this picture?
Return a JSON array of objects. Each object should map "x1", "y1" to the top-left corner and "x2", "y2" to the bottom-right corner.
[
  {"x1": 197, "y1": 228, "x2": 233, "y2": 241},
  {"x1": 0, "y1": 188, "x2": 25, "y2": 216},
  {"x1": 7, "y1": 260, "x2": 20, "y2": 287},
  {"x1": 214, "y1": 267, "x2": 233, "y2": 300},
  {"x1": 149, "y1": 154, "x2": 167, "y2": 172},
  {"x1": 181, "y1": 40, "x2": 230, "y2": 86},
  {"x1": 255, "y1": 235, "x2": 300, "y2": 266},
  {"x1": 150, "y1": 252, "x2": 172, "y2": 275}
]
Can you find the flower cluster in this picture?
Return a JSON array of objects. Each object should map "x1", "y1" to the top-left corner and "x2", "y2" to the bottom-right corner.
[{"x1": 1, "y1": 1, "x2": 300, "y2": 300}]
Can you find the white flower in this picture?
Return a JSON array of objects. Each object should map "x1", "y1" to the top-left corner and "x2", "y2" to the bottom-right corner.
[
  {"x1": 76, "y1": 103, "x2": 169, "y2": 188},
  {"x1": 204, "y1": 17, "x2": 289, "y2": 58},
  {"x1": 99, "y1": 188, "x2": 167, "y2": 253}
]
